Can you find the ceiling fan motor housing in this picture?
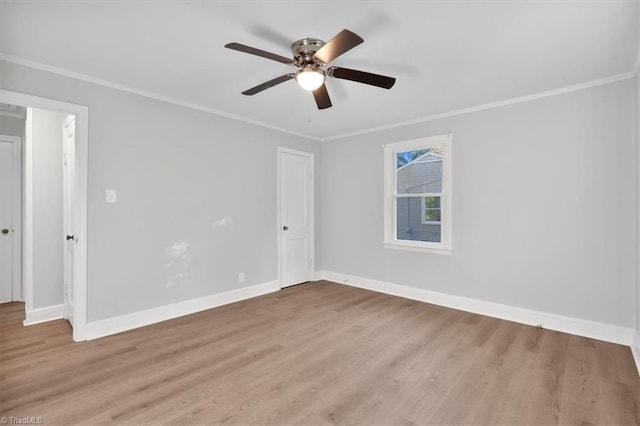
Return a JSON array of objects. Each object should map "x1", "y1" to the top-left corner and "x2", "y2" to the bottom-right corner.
[{"x1": 292, "y1": 38, "x2": 326, "y2": 65}]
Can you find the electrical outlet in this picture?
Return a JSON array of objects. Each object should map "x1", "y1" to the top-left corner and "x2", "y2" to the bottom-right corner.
[
  {"x1": 238, "y1": 272, "x2": 245, "y2": 284},
  {"x1": 106, "y1": 190, "x2": 117, "y2": 203}
]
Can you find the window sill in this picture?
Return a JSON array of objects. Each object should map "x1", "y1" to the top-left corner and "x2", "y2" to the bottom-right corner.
[{"x1": 383, "y1": 242, "x2": 452, "y2": 255}]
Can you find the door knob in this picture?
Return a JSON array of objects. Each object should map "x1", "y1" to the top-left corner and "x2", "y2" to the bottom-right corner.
[
  {"x1": 1, "y1": 229, "x2": 8, "y2": 235},
  {"x1": 66, "y1": 234, "x2": 75, "y2": 241},
  {"x1": 283, "y1": 226, "x2": 288, "y2": 231}
]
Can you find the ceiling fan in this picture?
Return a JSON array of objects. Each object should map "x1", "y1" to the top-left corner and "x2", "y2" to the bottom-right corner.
[{"x1": 225, "y1": 29, "x2": 396, "y2": 110}]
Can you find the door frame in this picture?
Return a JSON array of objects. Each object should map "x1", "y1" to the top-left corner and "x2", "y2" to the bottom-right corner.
[
  {"x1": 276, "y1": 147, "x2": 315, "y2": 289},
  {"x1": 62, "y1": 115, "x2": 75, "y2": 322},
  {"x1": 1, "y1": 89, "x2": 89, "y2": 342},
  {"x1": 0, "y1": 134, "x2": 22, "y2": 301}
]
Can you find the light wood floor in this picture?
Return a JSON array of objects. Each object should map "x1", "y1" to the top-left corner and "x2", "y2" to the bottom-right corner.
[{"x1": 1, "y1": 281, "x2": 639, "y2": 425}]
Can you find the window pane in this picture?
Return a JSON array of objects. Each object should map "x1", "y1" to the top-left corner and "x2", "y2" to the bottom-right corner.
[
  {"x1": 396, "y1": 146, "x2": 443, "y2": 194},
  {"x1": 396, "y1": 197, "x2": 441, "y2": 243},
  {"x1": 424, "y1": 196, "x2": 441, "y2": 222}
]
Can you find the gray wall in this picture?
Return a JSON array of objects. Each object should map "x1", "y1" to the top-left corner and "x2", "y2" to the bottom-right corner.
[
  {"x1": 321, "y1": 79, "x2": 636, "y2": 328},
  {"x1": 31, "y1": 108, "x2": 66, "y2": 308},
  {"x1": 1, "y1": 60, "x2": 320, "y2": 322},
  {"x1": 1, "y1": 58, "x2": 636, "y2": 331},
  {"x1": 634, "y1": 0, "x2": 640, "y2": 342},
  {"x1": 0, "y1": 115, "x2": 25, "y2": 137}
]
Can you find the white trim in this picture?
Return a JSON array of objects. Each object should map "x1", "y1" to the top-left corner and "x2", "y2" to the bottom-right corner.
[
  {"x1": 323, "y1": 73, "x2": 635, "y2": 142},
  {"x1": 11, "y1": 137, "x2": 22, "y2": 301},
  {"x1": 277, "y1": 147, "x2": 315, "y2": 289},
  {"x1": 0, "y1": 54, "x2": 318, "y2": 142},
  {"x1": 2, "y1": 54, "x2": 634, "y2": 144},
  {"x1": 632, "y1": 331, "x2": 640, "y2": 376},
  {"x1": 383, "y1": 242, "x2": 452, "y2": 256},
  {"x1": 23, "y1": 109, "x2": 33, "y2": 312},
  {"x1": 0, "y1": 135, "x2": 23, "y2": 301},
  {"x1": 384, "y1": 134, "x2": 452, "y2": 254},
  {"x1": 62, "y1": 115, "x2": 75, "y2": 322},
  {"x1": 84, "y1": 280, "x2": 280, "y2": 341},
  {"x1": 396, "y1": 193, "x2": 441, "y2": 198},
  {"x1": 319, "y1": 270, "x2": 635, "y2": 347},
  {"x1": 2, "y1": 90, "x2": 89, "y2": 342},
  {"x1": 23, "y1": 304, "x2": 64, "y2": 326}
]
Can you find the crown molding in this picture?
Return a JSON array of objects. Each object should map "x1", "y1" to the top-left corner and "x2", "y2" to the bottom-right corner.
[
  {"x1": 321, "y1": 71, "x2": 635, "y2": 142},
  {"x1": 1, "y1": 53, "x2": 635, "y2": 143},
  {"x1": 0, "y1": 53, "x2": 321, "y2": 142}
]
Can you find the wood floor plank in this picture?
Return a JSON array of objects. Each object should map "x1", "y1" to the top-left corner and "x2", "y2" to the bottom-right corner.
[
  {"x1": 342, "y1": 314, "x2": 479, "y2": 424},
  {"x1": 155, "y1": 293, "x2": 431, "y2": 425},
  {"x1": 514, "y1": 329, "x2": 571, "y2": 426},
  {"x1": 1, "y1": 282, "x2": 639, "y2": 425}
]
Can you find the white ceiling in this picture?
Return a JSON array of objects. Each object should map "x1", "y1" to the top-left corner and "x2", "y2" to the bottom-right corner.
[{"x1": 1, "y1": 1, "x2": 637, "y2": 140}]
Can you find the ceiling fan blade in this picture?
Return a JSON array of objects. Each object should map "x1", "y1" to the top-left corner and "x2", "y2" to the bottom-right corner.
[
  {"x1": 225, "y1": 42, "x2": 294, "y2": 65},
  {"x1": 313, "y1": 29, "x2": 364, "y2": 64},
  {"x1": 242, "y1": 74, "x2": 295, "y2": 95},
  {"x1": 312, "y1": 84, "x2": 332, "y2": 109},
  {"x1": 329, "y1": 67, "x2": 396, "y2": 89}
]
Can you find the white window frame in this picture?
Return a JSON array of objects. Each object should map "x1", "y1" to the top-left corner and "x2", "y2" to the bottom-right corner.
[{"x1": 383, "y1": 134, "x2": 452, "y2": 255}]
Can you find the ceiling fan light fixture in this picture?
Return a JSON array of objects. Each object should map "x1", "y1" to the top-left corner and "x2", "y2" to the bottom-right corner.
[{"x1": 295, "y1": 66, "x2": 325, "y2": 91}]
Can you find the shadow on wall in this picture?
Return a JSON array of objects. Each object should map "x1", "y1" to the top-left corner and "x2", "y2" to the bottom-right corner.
[
  {"x1": 163, "y1": 216, "x2": 234, "y2": 289},
  {"x1": 164, "y1": 241, "x2": 192, "y2": 289}
]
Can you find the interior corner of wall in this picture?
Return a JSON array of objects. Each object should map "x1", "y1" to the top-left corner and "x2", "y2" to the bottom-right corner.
[{"x1": 632, "y1": 330, "x2": 640, "y2": 376}]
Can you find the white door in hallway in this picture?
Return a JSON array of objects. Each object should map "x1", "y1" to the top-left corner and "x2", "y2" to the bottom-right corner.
[
  {"x1": 0, "y1": 136, "x2": 22, "y2": 303},
  {"x1": 62, "y1": 117, "x2": 75, "y2": 325},
  {"x1": 279, "y1": 148, "x2": 314, "y2": 288}
]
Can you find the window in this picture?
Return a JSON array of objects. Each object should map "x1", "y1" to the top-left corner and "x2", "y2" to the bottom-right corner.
[
  {"x1": 421, "y1": 196, "x2": 441, "y2": 224},
  {"x1": 383, "y1": 134, "x2": 452, "y2": 254}
]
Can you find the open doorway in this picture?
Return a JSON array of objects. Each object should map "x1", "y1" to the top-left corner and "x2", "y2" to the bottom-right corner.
[{"x1": 1, "y1": 89, "x2": 88, "y2": 342}]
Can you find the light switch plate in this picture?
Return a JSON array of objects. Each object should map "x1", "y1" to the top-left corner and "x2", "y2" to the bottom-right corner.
[{"x1": 106, "y1": 190, "x2": 117, "y2": 203}]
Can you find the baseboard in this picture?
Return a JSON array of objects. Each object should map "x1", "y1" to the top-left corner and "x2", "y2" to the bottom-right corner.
[
  {"x1": 319, "y1": 270, "x2": 634, "y2": 347},
  {"x1": 632, "y1": 331, "x2": 640, "y2": 376},
  {"x1": 84, "y1": 280, "x2": 280, "y2": 341},
  {"x1": 23, "y1": 304, "x2": 64, "y2": 326}
]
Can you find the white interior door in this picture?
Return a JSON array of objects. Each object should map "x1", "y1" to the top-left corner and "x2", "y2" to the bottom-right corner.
[
  {"x1": 279, "y1": 148, "x2": 314, "y2": 288},
  {"x1": 62, "y1": 117, "x2": 75, "y2": 324},
  {"x1": 0, "y1": 139, "x2": 15, "y2": 302},
  {"x1": 0, "y1": 135, "x2": 21, "y2": 303}
]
